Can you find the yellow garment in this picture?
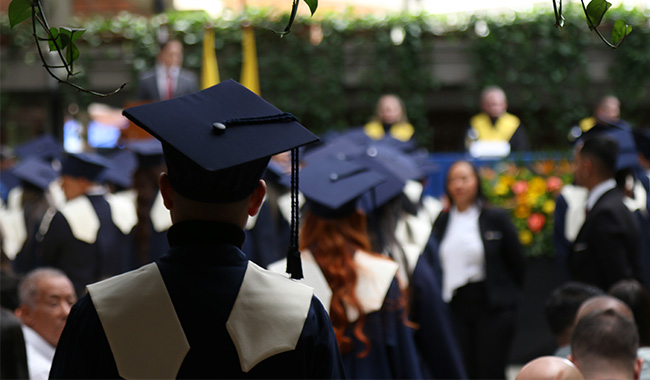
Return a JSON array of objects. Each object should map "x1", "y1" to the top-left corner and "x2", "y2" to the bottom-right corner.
[
  {"x1": 363, "y1": 121, "x2": 414, "y2": 142},
  {"x1": 579, "y1": 117, "x2": 596, "y2": 132},
  {"x1": 470, "y1": 112, "x2": 520, "y2": 142},
  {"x1": 240, "y1": 25, "x2": 260, "y2": 95},
  {"x1": 201, "y1": 27, "x2": 220, "y2": 89}
]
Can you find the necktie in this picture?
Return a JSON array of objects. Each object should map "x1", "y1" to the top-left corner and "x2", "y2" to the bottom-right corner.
[{"x1": 166, "y1": 73, "x2": 174, "y2": 100}]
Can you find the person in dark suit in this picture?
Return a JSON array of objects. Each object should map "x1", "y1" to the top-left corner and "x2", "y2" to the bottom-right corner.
[
  {"x1": 49, "y1": 80, "x2": 344, "y2": 379},
  {"x1": 137, "y1": 39, "x2": 199, "y2": 101},
  {"x1": 431, "y1": 160, "x2": 525, "y2": 379},
  {"x1": 569, "y1": 136, "x2": 642, "y2": 291}
]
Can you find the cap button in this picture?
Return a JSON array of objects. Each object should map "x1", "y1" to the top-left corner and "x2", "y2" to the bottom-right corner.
[{"x1": 212, "y1": 122, "x2": 227, "y2": 131}]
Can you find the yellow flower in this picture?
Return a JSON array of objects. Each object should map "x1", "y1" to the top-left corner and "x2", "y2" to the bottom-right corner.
[
  {"x1": 529, "y1": 177, "x2": 547, "y2": 193},
  {"x1": 519, "y1": 230, "x2": 533, "y2": 245},
  {"x1": 514, "y1": 203, "x2": 531, "y2": 219},
  {"x1": 501, "y1": 175, "x2": 516, "y2": 188},
  {"x1": 543, "y1": 199, "x2": 556, "y2": 214},
  {"x1": 526, "y1": 192, "x2": 540, "y2": 207},
  {"x1": 494, "y1": 182, "x2": 509, "y2": 196}
]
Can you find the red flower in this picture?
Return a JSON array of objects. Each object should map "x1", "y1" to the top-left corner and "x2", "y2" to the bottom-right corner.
[
  {"x1": 512, "y1": 180, "x2": 529, "y2": 195},
  {"x1": 527, "y1": 213, "x2": 546, "y2": 233},
  {"x1": 546, "y1": 176, "x2": 563, "y2": 192}
]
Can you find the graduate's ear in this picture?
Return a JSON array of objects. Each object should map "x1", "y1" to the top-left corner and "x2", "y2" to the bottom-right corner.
[
  {"x1": 159, "y1": 172, "x2": 174, "y2": 210},
  {"x1": 248, "y1": 179, "x2": 267, "y2": 217}
]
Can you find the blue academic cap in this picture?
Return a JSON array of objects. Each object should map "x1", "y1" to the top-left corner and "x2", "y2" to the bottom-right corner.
[
  {"x1": 298, "y1": 158, "x2": 385, "y2": 219},
  {"x1": 103, "y1": 149, "x2": 138, "y2": 189},
  {"x1": 126, "y1": 138, "x2": 165, "y2": 169},
  {"x1": 579, "y1": 125, "x2": 638, "y2": 170},
  {"x1": 633, "y1": 129, "x2": 650, "y2": 160},
  {"x1": 122, "y1": 79, "x2": 318, "y2": 203},
  {"x1": 61, "y1": 152, "x2": 111, "y2": 182},
  {"x1": 15, "y1": 134, "x2": 63, "y2": 162},
  {"x1": 12, "y1": 157, "x2": 59, "y2": 190}
]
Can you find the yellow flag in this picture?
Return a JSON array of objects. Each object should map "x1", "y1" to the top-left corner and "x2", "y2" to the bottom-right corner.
[
  {"x1": 201, "y1": 27, "x2": 220, "y2": 89},
  {"x1": 240, "y1": 25, "x2": 260, "y2": 95}
]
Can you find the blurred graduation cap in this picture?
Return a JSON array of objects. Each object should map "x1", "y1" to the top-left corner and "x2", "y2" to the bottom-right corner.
[
  {"x1": 61, "y1": 152, "x2": 111, "y2": 182},
  {"x1": 103, "y1": 149, "x2": 138, "y2": 190},
  {"x1": 577, "y1": 124, "x2": 638, "y2": 170},
  {"x1": 298, "y1": 158, "x2": 385, "y2": 219},
  {"x1": 12, "y1": 157, "x2": 59, "y2": 190},
  {"x1": 633, "y1": 129, "x2": 650, "y2": 160},
  {"x1": 122, "y1": 79, "x2": 318, "y2": 278},
  {"x1": 126, "y1": 138, "x2": 165, "y2": 169},
  {"x1": 15, "y1": 134, "x2": 63, "y2": 162}
]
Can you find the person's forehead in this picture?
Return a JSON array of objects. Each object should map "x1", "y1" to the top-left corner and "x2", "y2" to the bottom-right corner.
[{"x1": 35, "y1": 277, "x2": 74, "y2": 297}]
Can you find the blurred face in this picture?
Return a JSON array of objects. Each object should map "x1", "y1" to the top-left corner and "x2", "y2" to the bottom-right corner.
[
  {"x1": 573, "y1": 149, "x2": 591, "y2": 188},
  {"x1": 18, "y1": 276, "x2": 76, "y2": 347},
  {"x1": 159, "y1": 40, "x2": 183, "y2": 69},
  {"x1": 481, "y1": 89, "x2": 508, "y2": 118},
  {"x1": 447, "y1": 162, "x2": 479, "y2": 209},
  {"x1": 60, "y1": 175, "x2": 89, "y2": 201},
  {"x1": 595, "y1": 96, "x2": 620, "y2": 123},
  {"x1": 378, "y1": 95, "x2": 404, "y2": 125}
]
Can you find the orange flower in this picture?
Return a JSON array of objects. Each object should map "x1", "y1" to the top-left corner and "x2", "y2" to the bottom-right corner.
[{"x1": 527, "y1": 213, "x2": 546, "y2": 233}]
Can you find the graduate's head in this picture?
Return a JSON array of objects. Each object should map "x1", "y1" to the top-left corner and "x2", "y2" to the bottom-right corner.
[
  {"x1": 60, "y1": 152, "x2": 110, "y2": 200},
  {"x1": 122, "y1": 79, "x2": 318, "y2": 228}
]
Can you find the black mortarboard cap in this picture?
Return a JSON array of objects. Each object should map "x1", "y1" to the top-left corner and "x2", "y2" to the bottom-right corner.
[
  {"x1": 126, "y1": 138, "x2": 165, "y2": 169},
  {"x1": 298, "y1": 158, "x2": 385, "y2": 219},
  {"x1": 633, "y1": 129, "x2": 650, "y2": 160},
  {"x1": 15, "y1": 134, "x2": 63, "y2": 162},
  {"x1": 122, "y1": 79, "x2": 318, "y2": 203},
  {"x1": 61, "y1": 152, "x2": 111, "y2": 182},
  {"x1": 12, "y1": 157, "x2": 59, "y2": 190},
  {"x1": 103, "y1": 149, "x2": 138, "y2": 189}
]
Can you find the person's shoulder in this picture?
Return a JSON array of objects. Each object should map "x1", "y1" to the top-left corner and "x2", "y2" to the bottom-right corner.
[
  {"x1": 480, "y1": 205, "x2": 512, "y2": 222},
  {"x1": 138, "y1": 68, "x2": 157, "y2": 80}
]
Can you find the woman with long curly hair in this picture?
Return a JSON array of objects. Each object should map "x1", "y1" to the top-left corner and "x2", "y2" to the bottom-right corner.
[{"x1": 271, "y1": 158, "x2": 422, "y2": 379}]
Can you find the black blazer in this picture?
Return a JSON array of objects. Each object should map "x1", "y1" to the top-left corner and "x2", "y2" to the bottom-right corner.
[
  {"x1": 569, "y1": 187, "x2": 642, "y2": 291},
  {"x1": 432, "y1": 206, "x2": 525, "y2": 309}
]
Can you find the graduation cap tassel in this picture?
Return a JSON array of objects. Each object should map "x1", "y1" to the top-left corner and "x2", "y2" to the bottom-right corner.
[{"x1": 286, "y1": 147, "x2": 304, "y2": 279}]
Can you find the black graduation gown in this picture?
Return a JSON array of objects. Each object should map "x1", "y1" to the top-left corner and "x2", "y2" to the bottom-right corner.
[{"x1": 50, "y1": 221, "x2": 345, "y2": 379}]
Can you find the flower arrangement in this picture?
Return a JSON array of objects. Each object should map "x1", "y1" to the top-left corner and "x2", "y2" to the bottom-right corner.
[{"x1": 480, "y1": 159, "x2": 574, "y2": 257}]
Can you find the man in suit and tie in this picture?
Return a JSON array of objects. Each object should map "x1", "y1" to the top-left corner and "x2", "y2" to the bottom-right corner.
[
  {"x1": 137, "y1": 39, "x2": 199, "y2": 101},
  {"x1": 569, "y1": 135, "x2": 642, "y2": 291}
]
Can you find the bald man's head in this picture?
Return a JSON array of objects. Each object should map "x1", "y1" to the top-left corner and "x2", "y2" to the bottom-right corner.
[
  {"x1": 516, "y1": 356, "x2": 584, "y2": 380},
  {"x1": 575, "y1": 295, "x2": 634, "y2": 325}
]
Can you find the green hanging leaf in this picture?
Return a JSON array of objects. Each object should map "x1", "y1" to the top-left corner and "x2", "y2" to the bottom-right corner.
[
  {"x1": 48, "y1": 27, "x2": 61, "y2": 51},
  {"x1": 612, "y1": 19, "x2": 632, "y2": 44},
  {"x1": 303, "y1": 0, "x2": 318, "y2": 16},
  {"x1": 8, "y1": 0, "x2": 32, "y2": 28},
  {"x1": 67, "y1": 42, "x2": 80, "y2": 65},
  {"x1": 68, "y1": 28, "x2": 86, "y2": 43},
  {"x1": 585, "y1": 0, "x2": 611, "y2": 29}
]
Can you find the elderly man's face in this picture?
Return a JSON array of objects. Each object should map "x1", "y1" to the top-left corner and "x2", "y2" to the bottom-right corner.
[
  {"x1": 481, "y1": 90, "x2": 508, "y2": 119},
  {"x1": 19, "y1": 276, "x2": 77, "y2": 347}
]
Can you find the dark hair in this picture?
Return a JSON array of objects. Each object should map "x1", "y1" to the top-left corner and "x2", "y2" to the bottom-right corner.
[
  {"x1": 544, "y1": 282, "x2": 604, "y2": 335},
  {"x1": 444, "y1": 160, "x2": 486, "y2": 207},
  {"x1": 578, "y1": 135, "x2": 619, "y2": 178},
  {"x1": 571, "y1": 309, "x2": 638, "y2": 365},
  {"x1": 609, "y1": 279, "x2": 650, "y2": 346}
]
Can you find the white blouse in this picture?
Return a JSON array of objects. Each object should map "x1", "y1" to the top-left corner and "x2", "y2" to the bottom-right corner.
[{"x1": 439, "y1": 204, "x2": 486, "y2": 302}]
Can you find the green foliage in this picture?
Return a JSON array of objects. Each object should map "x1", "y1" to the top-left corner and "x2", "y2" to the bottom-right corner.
[
  {"x1": 585, "y1": 0, "x2": 611, "y2": 28},
  {"x1": 8, "y1": 0, "x2": 31, "y2": 28},
  {"x1": 1, "y1": 7, "x2": 649, "y2": 148}
]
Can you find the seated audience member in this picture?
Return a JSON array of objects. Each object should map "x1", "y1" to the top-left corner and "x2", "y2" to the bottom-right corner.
[
  {"x1": 609, "y1": 279, "x2": 650, "y2": 380},
  {"x1": 466, "y1": 86, "x2": 529, "y2": 153},
  {"x1": 544, "y1": 282, "x2": 604, "y2": 357},
  {"x1": 14, "y1": 268, "x2": 76, "y2": 380},
  {"x1": 516, "y1": 356, "x2": 584, "y2": 380},
  {"x1": 363, "y1": 94, "x2": 415, "y2": 142},
  {"x1": 569, "y1": 309, "x2": 643, "y2": 380}
]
